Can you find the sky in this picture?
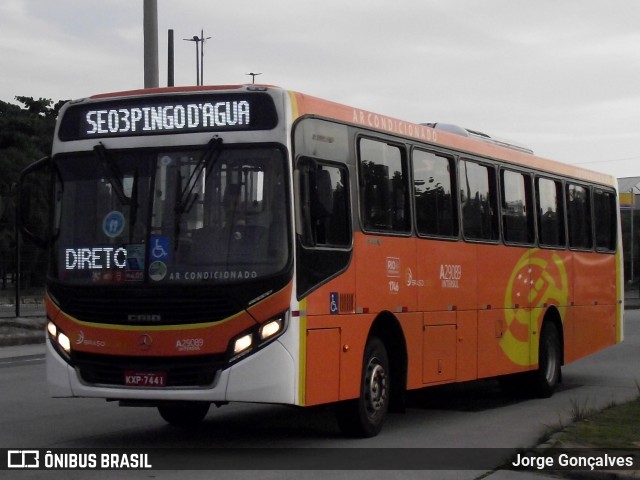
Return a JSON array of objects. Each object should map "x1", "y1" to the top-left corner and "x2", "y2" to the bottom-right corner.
[{"x1": 1, "y1": 0, "x2": 639, "y2": 180}]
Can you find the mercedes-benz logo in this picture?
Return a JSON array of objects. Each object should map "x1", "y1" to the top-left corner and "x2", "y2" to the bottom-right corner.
[{"x1": 138, "y1": 334, "x2": 153, "y2": 351}]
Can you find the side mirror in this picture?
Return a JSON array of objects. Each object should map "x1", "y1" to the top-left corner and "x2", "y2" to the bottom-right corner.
[{"x1": 18, "y1": 156, "x2": 51, "y2": 249}]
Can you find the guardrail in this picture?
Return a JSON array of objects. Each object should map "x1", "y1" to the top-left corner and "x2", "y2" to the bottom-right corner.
[{"x1": 0, "y1": 297, "x2": 45, "y2": 318}]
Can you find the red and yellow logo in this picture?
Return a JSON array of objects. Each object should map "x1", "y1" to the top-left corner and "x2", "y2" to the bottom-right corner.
[{"x1": 502, "y1": 249, "x2": 569, "y2": 366}]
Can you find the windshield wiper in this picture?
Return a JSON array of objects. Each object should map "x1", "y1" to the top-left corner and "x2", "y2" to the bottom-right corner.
[
  {"x1": 175, "y1": 136, "x2": 223, "y2": 216},
  {"x1": 94, "y1": 142, "x2": 129, "y2": 206},
  {"x1": 94, "y1": 143, "x2": 140, "y2": 242},
  {"x1": 129, "y1": 168, "x2": 139, "y2": 239},
  {"x1": 174, "y1": 137, "x2": 223, "y2": 240}
]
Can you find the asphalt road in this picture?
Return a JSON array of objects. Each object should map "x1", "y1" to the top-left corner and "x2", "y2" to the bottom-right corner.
[{"x1": 2, "y1": 310, "x2": 639, "y2": 480}]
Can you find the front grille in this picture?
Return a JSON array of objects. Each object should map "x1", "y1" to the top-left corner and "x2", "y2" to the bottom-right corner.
[
  {"x1": 73, "y1": 351, "x2": 226, "y2": 387},
  {"x1": 62, "y1": 295, "x2": 239, "y2": 325}
]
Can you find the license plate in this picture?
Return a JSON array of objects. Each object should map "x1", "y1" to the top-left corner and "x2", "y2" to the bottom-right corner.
[{"x1": 124, "y1": 371, "x2": 167, "y2": 387}]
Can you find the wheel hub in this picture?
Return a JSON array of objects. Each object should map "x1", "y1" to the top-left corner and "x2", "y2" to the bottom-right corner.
[{"x1": 365, "y1": 359, "x2": 387, "y2": 416}]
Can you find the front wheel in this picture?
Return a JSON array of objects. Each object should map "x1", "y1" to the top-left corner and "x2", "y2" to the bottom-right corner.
[
  {"x1": 336, "y1": 337, "x2": 390, "y2": 438},
  {"x1": 158, "y1": 402, "x2": 210, "y2": 427}
]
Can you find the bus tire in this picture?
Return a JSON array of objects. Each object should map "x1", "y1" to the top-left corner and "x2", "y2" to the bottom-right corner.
[
  {"x1": 158, "y1": 402, "x2": 210, "y2": 427},
  {"x1": 336, "y1": 337, "x2": 389, "y2": 438},
  {"x1": 534, "y1": 322, "x2": 561, "y2": 398}
]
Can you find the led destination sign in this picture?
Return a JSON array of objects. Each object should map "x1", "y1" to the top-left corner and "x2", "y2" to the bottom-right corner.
[
  {"x1": 59, "y1": 93, "x2": 278, "y2": 141},
  {"x1": 85, "y1": 101, "x2": 250, "y2": 135}
]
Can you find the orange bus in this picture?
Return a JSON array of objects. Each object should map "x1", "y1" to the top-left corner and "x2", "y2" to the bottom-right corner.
[{"x1": 21, "y1": 85, "x2": 623, "y2": 437}]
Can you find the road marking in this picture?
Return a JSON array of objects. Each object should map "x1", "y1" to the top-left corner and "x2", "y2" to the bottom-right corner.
[{"x1": 0, "y1": 354, "x2": 45, "y2": 368}]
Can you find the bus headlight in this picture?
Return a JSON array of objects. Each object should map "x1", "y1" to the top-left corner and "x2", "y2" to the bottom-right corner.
[
  {"x1": 47, "y1": 321, "x2": 57, "y2": 337},
  {"x1": 228, "y1": 312, "x2": 288, "y2": 362},
  {"x1": 259, "y1": 318, "x2": 283, "y2": 340},
  {"x1": 47, "y1": 320, "x2": 72, "y2": 358},
  {"x1": 233, "y1": 334, "x2": 253, "y2": 355},
  {"x1": 57, "y1": 331, "x2": 71, "y2": 353}
]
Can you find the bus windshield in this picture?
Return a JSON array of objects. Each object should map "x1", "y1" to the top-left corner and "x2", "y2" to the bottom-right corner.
[{"x1": 53, "y1": 144, "x2": 289, "y2": 285}]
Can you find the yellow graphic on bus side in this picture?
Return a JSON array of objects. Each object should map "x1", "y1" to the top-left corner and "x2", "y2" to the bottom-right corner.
[{"x1": 502, "y1": 249, "x2": 569, "y2": 366}]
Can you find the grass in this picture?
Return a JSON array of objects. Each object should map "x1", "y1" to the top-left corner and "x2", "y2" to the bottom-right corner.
[
  {"x1": 567, "y1": 397, "x2": 597, "y2": 423},
  {"x1": 557, "y1": 401, "x2": 640, "y2": 448},
  {"x1": 551, "y1": 385, "x2": 640, "y2": 448}
]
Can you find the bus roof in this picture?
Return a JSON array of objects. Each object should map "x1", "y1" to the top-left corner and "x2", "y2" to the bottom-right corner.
[
  {"x1": 81, "y1": 84, "x2": 616, "y2": 188},
  {"x1": 290, "y1": 90, "x2": 616, "y2": 188}
]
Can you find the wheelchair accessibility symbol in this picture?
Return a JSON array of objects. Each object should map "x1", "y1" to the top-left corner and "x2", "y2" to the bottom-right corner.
[
  {"x1": 150, "y1": 236, "x2": 170, "y2": 261},
  {"x1": 330, "y1": 292, "x2": 339, "y2": 315}
]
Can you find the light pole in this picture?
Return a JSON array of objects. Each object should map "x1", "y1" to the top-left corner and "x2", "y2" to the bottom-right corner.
[
  {"x1": 246, "y1": 72, "x2": 262, "y2": 84},
  {"x1": 200, "y1": 29, "x2": 211, "y2": 86},
  {"x1": 184, "y1": 30, "x2": 211, "y2": 86},
  {"x1": 183, "y1": 35, "x2": 201, "y2": 85}
]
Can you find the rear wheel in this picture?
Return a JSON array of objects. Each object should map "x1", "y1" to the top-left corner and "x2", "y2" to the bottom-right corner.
[
  {"x1": 336, "y1": 337, "x2": 390, "y2": 438},
  {"x1": 534, "y1": 322, "x2": 561, "y2": 398},
  {"x1": 158, "y1": 402, "x2": 210, "y2": 427},
  {"x1": 500, "y1": 322, "x2": 562, "y2": 398}
]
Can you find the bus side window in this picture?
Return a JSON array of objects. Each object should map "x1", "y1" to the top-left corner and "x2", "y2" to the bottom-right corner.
[
  {"x1": 296, "y1": 158, "x2": 352, "y2": 297},
  {"x1": 566, "y1": 183, "x2": 593, "y2": 250},
  {"x1": 299, "y1": 159, "x2": 350, "y2": 247},
  {"x1": 501, "y1": 170, "x2": 534, "y2": 244},
  {"x1": 459, "y1": 159, "x2": 499, "y2": 241},
  {"x1": 535, "y1": 177, "x2": 566, "y2": 247},
  {"x1": 358, "y1": 138, "x2": 410, "y2": 233},
  {"x1": 413, "y1": 149, "x2": 458, "y2": 238},
  {"x1": 594, "y1": 189, "x2": 617, "y2": 252}
]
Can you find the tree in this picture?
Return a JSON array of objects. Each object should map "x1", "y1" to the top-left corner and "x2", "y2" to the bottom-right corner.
[{"x1": 0, "y1": 96, "x2": 66, "y2": 289}]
